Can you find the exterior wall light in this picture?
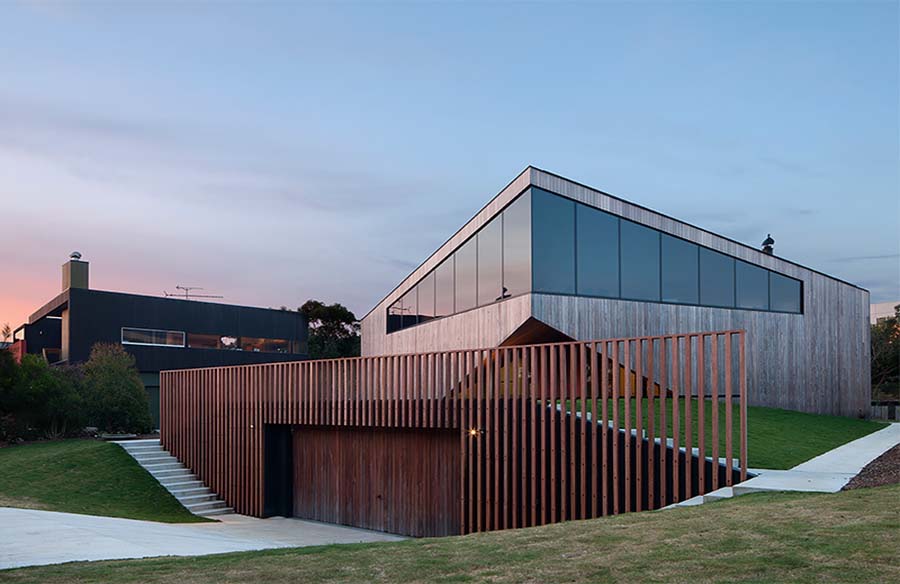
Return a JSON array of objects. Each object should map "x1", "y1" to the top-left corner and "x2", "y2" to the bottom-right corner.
[{"x1": 468, "y1": 428, "x2": 481, "y2": 437}]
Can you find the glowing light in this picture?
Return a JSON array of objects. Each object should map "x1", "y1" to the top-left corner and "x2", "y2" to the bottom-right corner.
[{"x1": 468, "y1": 428, "x2": 480, "y2": 437}]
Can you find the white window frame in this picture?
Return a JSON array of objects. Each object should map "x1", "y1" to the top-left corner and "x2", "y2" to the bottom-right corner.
[{"x1": 121, "y1": 327, "x2": 186, "y2": 348}]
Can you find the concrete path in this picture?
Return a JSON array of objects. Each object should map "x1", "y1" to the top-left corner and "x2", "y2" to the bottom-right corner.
[
  {"x1": 735, "y1": 422, "x2": 900, "y2": 495},
  {"x1": 0, "y1": 507, "x2": 403, "y2": 571},
  {"x1": 668, "y1": 422, "x2": 900, "y2": 508}
]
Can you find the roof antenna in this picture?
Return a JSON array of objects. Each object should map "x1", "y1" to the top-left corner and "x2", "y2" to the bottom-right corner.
[
  {"x1": 164, "y1": 285, "x2": 224, "y2": 300},
  {"x1": 761, "y1": 234, "x2": 775, "y2": 255}
]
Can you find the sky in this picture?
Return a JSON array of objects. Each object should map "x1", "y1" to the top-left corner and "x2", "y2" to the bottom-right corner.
[{"x1": 1, "y1": 0, "x2": 897, "y2": 330}]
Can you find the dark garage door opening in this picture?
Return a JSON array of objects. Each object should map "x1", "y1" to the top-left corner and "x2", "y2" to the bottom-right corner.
[{"x1": 292, "y1": 426, "x2": 460, "y2": 537}]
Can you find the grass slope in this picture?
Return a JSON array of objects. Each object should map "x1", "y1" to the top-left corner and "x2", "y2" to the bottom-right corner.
[
  {"x1": 566, "y1": 399, "x2": 886, "y2": 469},
  {"x1": 3, "y1": 485, "x2": 898, "y2": 583},
  {"x1": 0, "y1": 439, "x2": 207, "y2": 523}
]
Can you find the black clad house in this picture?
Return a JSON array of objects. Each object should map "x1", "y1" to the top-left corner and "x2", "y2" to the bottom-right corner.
[{"x1": 14, "y1": 255, "x2": 308, "y2": 427}]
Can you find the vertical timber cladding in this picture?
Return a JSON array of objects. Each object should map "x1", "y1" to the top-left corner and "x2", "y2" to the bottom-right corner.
[
  {"x1": 161, "y1": 331, "x2": 747, "y2": 536},
  {"x1": 293, "y1": 427, "x2": 460, "y2": 537}
]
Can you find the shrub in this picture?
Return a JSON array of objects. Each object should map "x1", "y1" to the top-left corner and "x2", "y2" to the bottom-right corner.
[
  {"x1": 1, "y1": 355, "x2": 85, "y2": 440},
  {"x1": 82, "y1": 344, "x2": 152, "y2": 434}
]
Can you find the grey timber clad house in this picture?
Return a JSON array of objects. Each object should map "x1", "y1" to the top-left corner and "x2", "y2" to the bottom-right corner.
[{"x1": 360, "y1": 167, "x2": 870, "y2": 417}]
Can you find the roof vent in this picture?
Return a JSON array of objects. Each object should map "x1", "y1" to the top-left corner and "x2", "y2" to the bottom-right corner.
[
  {"x1": 69, "y1": 251, "x2": 82, "y2": 261},
  {"x1": 761, "y1": 234, "x2": 775, "y2": 255}
]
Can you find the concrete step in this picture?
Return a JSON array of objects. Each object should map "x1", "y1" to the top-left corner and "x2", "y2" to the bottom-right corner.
[
  {"x1": 702, "y1": 487, "x2": 735, "y2": 503},
  {"x1": 152, "y1": 468, "x2": 192, "y2": 479},
  {"x1": 159, "y1": 477, "x2": 206, "y2": 493},
  {"x1": 177, "y1": 493, "x2": 219, "y2": 504},
  {"x1": 169, "y1": 487, "x2": 215, "y2": 501},
  {"x1": 144, "y1": 461, "x2": 184, "y2": 471},
  {"x1": 133, "y1": 454, "x2": 175, "y2": 464},
  {"x1": 159, "y1": 477, "x2": 201, "y2": 488},
  {"x1": 186, "y1": 500, "x2": 229, "y2": 513}
]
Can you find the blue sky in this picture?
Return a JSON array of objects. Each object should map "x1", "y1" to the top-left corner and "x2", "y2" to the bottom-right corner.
[{"x1": 1, "y1": 1, "x2": 897, "y2": 327}]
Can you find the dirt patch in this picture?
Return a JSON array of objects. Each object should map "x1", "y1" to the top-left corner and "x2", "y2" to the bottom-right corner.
[
  {"x1": 0, "y1": 495, "x2": 51, "y2": 511},
  {"x1": 842, "y1": 444, "x2": 900, "y2": 490}
]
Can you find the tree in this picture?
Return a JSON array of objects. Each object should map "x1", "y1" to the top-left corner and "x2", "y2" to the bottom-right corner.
[
  {"x1": 82, "y1": 343, "x2": 153, "y2": 434},
  {"x1": 871, "y1": 304, "x2": 900, "y2": 394},
  {"x1": 1, "y1": 323, "x2": 10, "y2": 342},
  {"x1": 299, "y1": 300, "x2": 361, "y2": 359}
]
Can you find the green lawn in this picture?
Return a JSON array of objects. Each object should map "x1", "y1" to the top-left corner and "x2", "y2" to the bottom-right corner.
[
  {"x1": 564, "y1": 399, "x2": 887, "y2": 469},
  {"x1": 3, "y1": 484, "x2": 898, "y2": 583},
  {"x1": 0, "y1": 439, "x2": 208, "y2": 523}
]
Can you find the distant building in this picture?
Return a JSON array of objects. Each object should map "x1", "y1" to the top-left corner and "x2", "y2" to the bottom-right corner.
[
  {"x1": 870, "y1": 301, "x2": 899, "y2": 325},
  {"x1": 13, "y1": 255, "x2": 308, "y2": 427}
]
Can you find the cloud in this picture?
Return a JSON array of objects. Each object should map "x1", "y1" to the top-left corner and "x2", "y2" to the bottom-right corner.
[{"x1": 829, "y1": 253, "x2": 900, "y2": 263}]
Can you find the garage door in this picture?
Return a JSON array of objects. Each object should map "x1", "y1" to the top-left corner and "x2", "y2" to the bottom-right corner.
[{"x1": 292, "y1": 426, "x2": 460, "y2": 537}]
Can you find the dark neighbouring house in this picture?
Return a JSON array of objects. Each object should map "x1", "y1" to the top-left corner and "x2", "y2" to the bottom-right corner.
[{"x1": 12, "y1": 254, "x2": 308, "y2": 427}]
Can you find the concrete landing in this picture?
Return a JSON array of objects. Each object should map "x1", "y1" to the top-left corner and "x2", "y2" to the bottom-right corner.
[{"x1": 0, "y1": 507, "x2": 404, "y2": 571}]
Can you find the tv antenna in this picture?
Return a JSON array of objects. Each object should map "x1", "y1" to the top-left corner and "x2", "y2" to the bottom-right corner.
[{"x1": 164, "y1": 285, "x2": 224, "y2": 300}]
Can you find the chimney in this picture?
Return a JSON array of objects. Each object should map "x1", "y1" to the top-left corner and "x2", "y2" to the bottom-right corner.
[
  {"x1": 62, "y1": 251, "x2": 89, "y2": 291},
  {"x1": 761, "y1": 234, "x2": 775, "y2": 256}
]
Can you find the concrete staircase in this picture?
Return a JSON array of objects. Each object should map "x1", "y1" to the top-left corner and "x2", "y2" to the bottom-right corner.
[{"x1": 117, "y1": 439, "x2": 233, "y2": 518}]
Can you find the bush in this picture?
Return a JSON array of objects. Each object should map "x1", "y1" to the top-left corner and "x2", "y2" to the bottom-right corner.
[
  {"x1": 82, "y1": 344, "x2": 153, "y2": 434},
  {"x1": 0, "y1": 355, "x2": 84, "y2": 441}
]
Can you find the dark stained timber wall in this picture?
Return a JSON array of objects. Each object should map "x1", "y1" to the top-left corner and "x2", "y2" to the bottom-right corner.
[{"x1": 161, "y1": 331, "x2": 748, "y2": 536}]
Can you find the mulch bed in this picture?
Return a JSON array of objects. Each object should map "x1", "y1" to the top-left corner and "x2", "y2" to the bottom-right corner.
[{"x1": 842, "y1": 444, "x2": 900, "y2": 490}]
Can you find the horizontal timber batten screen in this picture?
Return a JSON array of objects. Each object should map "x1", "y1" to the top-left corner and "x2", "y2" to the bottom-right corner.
[{"x1": 161, "y1": 330, "x2": 747, "y2": 534}]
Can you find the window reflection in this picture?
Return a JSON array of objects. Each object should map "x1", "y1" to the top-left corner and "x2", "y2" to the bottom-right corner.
[
  {"x1": 532, "y1": 188, "x2": 575, "y2": 294},
  {"x1": 503, "y1": 191, "x2": 531, "y2": 297},
  {"x1": 662, "y1": 234, "x2": 699, "y2": 304},
  {"x1": 736, "y1": 260, "x2": 769, "y2": 310},
  {"x1": 576, "y1": 203, "x2": 619, "y2": 297},
  {"x1": 455, "y1": 237, "x2": 477, "y2": 312},
  {"x1": 478, "y1": 216, "x2": 503, "y2": 306},
  {"x1": 620, "y1": 220, "x2": 660, "y2": 301},
  {"x1": 435, "y1": 258, "x2": 454, "y2": 318},
  {"x1": 699, "y1": 248, "x2": 735, "y2": 308}
]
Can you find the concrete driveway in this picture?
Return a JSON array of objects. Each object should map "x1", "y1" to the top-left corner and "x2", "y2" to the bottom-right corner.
[{"x1": 0, "y1": 508, "x2": 404, "y2": 570}]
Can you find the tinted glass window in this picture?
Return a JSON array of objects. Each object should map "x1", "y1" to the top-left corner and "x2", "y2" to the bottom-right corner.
[
  {"x1": 576, "y1": 204, "x2": 619, "y2": 297},
  {"x1": 400, "y1": 286, "x2": 418, "y2": 328},
  {"x1": 477, "y1": 216, "x2": 503, "y2": 306},
  {"x1": 503, "y1": 191, "x2": 531, "y2": 297},
  {"x1": 699, "y1": 248, "x2": 735, "y2": 308},
  {"x1": 620, "y1": 220, "x2": 660, "y2": 301},
  {"x1": 455, "y1": 237, "x2": 477, "y2": 312},
  {"x1": 387, "y1": 298, "x2": 404, "y2": 333},
  {"x1": 435, "y1": 258, "x2": 454, "y2": 317},
  {"x1": 769, "y1": 272, "x2": 801, "y2": 313},
  {"x1": 418, "y1": 271, "x2": 436, "y2": 321},
  {"x1": 532, "y1": 188, "x2": 575, "y2": 294},
  {"x1": 736, "y1": 260, "x2": 769, "y2": 309},
  {"x1": 661, "y1": 234, "x2": 699, "y2": 304}
]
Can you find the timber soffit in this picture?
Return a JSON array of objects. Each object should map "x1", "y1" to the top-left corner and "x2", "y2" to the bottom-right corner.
[{"x1": 362, "y1": 166, "x2": 867, "y2": 321}]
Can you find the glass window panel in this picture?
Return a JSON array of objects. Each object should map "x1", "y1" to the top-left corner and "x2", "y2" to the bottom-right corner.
[
  {"x1": 401, "y1": 286, "x2": 418, "y2": 329},
  {"x1": 661, "y1": 234, "x2": 699, "y2": 304},
  {"x1": 477, "y1": 215, "x2": 503, "y2": 306},
  {"x1": 576, "y1": 204, "x2": 619, "y2": 297},
  {"x1": 736, "y1": 260, "x2": 769, "y2": 309},
  {"x1": 699, "y1": 248, "x2": 735, "y2": 308},
  {"x1": 162, "y1": 331, "x2": 185, "y2": 346},
  {"x1": 418, "y1": 271, "x2": 436, "y2": 321},
  {"x1": 187, "y1": 333, "x2": 218, "y2": 349},
  {"x1": 769, "y1": 272, "x2": 802, "y2": 313},
  {"x1": 532, "y1": 188, "x2": 575, "y2": 294},
  {"x1": 241, "y1": 337, "x2": 265, "y2": 352},
  {"x1": 122, "y1": 328, "x2": 154, "y2": 344},
  {"x1": 502, "y1": 191, "x2": 531, "y2": 297},
  {"x1": 435, "y1": 258, "x2": 454, "y2": 318},
  {"x1": 620, "y1": 220, "x2": 661, "y2": 301},
  {"x1": 455, "y1": 237, "x2": 477, "y2": 312}
]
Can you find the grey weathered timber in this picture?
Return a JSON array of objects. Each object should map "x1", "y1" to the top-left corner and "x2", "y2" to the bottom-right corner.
[{"x1": 361, "y1": 167, "x2": 871, "y2": 417}]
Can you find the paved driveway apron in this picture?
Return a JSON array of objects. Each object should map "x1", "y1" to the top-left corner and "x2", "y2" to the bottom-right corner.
[{"x1": 0, "y1": 508, "x2": 403, "y2": 570}]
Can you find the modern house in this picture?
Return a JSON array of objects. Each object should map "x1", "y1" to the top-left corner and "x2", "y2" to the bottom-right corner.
[
  {"x1": 870, "y1": 301, "x2": 899, "y2": 325},
  {"x1": 361, "y1": 167, "x2": 870, "y2": 417},
  {"x1": 12, "y1": 255, "x2": 308, "y2": 427},
  {"x1": 158, "y1": 167, "x2": 870, "y2": 538}
]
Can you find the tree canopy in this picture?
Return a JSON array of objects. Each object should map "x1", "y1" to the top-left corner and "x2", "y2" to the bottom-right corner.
[{"x1": 299, "y1": 300, "x2": 360, "y2": 359}]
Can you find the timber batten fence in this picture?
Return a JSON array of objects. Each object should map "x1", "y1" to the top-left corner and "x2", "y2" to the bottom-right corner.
[{"x1": 161, "y1": 330, "x2": 747, "y2": 535}]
